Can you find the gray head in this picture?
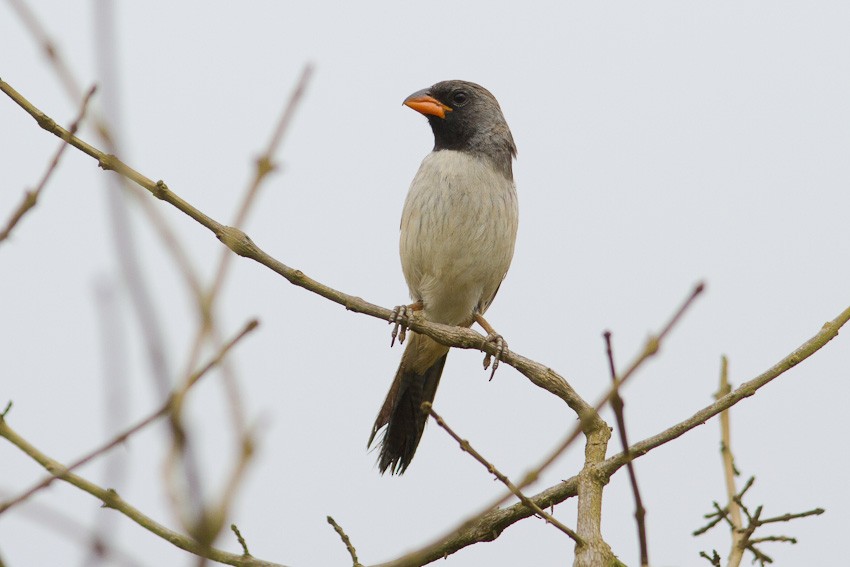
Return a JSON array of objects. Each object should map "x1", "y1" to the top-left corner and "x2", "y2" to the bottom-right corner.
[{"x1": 404, "y1": 80, "x2": 516, "y2": 178}]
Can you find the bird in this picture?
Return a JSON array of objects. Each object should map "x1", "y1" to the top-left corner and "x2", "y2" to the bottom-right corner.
[{"x1": 368, "y1": 80, "x2": 519, "y2": 475}]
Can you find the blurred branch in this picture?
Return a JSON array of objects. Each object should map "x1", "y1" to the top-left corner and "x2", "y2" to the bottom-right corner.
[
  {"x1": 0, "y1": 319, "x2": 258, "y2": 515},
  {"x1": 7, "y1": 0, "x2": 84, "y2": 100},
  {"x1": 164, "y1": 64, "x2": 312, "y2": 546},
  {"x1": 327, "y1": 516, "x2": 363, "y2": 567},
  {"x1": 0, "y1": 84, "x2": 96, "y2": 244},
  {"x1": 0, "y1": 415, "x2": 287, "y2": 567},
  {"x1": 0, "y1": 492, "x2": 144, "y2": 567},
  {"x1": 426, "y1": 403, "x2": 583, "y2": 544}
]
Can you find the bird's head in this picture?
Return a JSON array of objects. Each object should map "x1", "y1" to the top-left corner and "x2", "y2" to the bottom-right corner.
[{"x1": 404, "y1": 80, "x2": 516, "y2": 176}]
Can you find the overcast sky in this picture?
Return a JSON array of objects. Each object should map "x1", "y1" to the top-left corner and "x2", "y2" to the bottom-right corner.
[{"x1": 2, "y1": 2, "x2": 849, "y2": 566}]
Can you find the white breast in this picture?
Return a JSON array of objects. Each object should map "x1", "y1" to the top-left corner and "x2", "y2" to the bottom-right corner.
[{"x1": 400, "y1": 150, "x2": 518, "y2": 326}]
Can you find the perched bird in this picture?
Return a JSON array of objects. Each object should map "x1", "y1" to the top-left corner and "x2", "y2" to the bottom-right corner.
[{"x1": 368, "y1": 80, "x2": 519, "y2": 474}]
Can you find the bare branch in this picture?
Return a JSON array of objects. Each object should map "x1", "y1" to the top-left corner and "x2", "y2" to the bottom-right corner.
[
  {"x1": 0, "y1": 76, "x2": 598, "y2": 427},
  {"x1": 715, "y1": 356, "x2": 746, "y2": 567},
  {"x1": 230, "y1": 524, "x2": 252, "y2": 557},
  {"x1": 692, "y1": 358, "x2": 827, "y2": 566},
  {"x1": 603, "y1": 331, "x2": 648, "y2": 567},
  {"x1": 0, "y1": 319, "x2": 258, "y2": 515},
  {"x1": 604, "y1": 305, "x2": 850, "y2": 472},
  {"x1": 426, "y1": 403, "x2": 583, "y2": 544},
  {"x1": 3, "y1": 73, "x2": 848, "y2": 567},
  {"x1": 0, "y1": 84, "x2": 96, "y2": 243},
  {"x1": 327, "y1": 516, "x2": 364, "y2": 567},
  {"x1": 758, "y1": 508, "x2": 825, "y2": 525},
  {"x1": 0, "y1": 415, "x2": 288, "y2": 567},
  {"x1": 373, "y1": 304, "x2": 849, "y2": 566}
]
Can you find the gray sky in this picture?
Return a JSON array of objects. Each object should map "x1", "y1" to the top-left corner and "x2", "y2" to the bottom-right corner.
[{"x1": 2, "y1": 2, "x2": 849, "y2": 566}]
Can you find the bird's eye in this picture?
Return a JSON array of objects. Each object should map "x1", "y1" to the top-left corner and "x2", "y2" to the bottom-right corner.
[{"x1": 451, "y1": 91, "x2": 468, "y2": 106}]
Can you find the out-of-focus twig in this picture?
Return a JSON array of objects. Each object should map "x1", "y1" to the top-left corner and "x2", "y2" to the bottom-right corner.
[
  {"x1": 0, "y1": 491, "x2": 144, "y2": 567},
  {"x1": 163, "y1": 64, "x2": 313, "y2": 549},
  {"x1": 0, "y1": 319, "x2": 258, "y2": 515},
  {"x1": 0, "y1": 415, "x2": 288, "y2": 567},
  {"x1": 0, "y1": 84, "x2": 96, "y2": 244}
]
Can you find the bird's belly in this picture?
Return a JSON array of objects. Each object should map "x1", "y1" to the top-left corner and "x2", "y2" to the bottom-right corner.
[{"x1": 399, "y1": 151, "x2": 518, "y2": 326}]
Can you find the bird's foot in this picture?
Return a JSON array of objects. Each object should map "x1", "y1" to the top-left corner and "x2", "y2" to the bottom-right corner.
[
  {"x1": 474, "y1": 313, "x2": 507, "y2": 380},
  {"x1": 482, "y1": 333, "x2": 508, "y2": 381},
  {"x1": 389, "y1": 300, "x2": 423, "y2": 347}
]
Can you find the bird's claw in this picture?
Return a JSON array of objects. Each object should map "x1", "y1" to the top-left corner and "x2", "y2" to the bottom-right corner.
[
  {"x1": 389, "y1": 305, "x2": 412, "y2": 347},
  {"x1": 483, "y1": 333, "x2": 507, "y2": 381}
]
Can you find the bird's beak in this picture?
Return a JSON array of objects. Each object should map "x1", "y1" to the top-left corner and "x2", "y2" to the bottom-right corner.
[{"x1": 403, "y1": 89, "x2": 452, "y2": 119}]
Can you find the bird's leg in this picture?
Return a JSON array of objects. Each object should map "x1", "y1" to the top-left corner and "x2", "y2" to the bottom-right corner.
[
  {"x1": 474, "y1": 313, "x2": 508, "y2": 381},
  {"x1": 389, "y1": 300, "x2": 423, "y2": 347}
]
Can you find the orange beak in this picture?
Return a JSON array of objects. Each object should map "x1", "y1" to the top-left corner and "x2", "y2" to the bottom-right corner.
[{"x1": 403, "y1": 90, "x2": 452, "y2": 119}]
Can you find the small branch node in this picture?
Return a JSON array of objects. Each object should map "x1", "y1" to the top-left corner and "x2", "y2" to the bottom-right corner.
[
  {"x1": 216, "y1": 226, "x2": 255, "y2": 257},
  {"x1": 153, "y1": 180, "x2": 170, "y2": 200}
]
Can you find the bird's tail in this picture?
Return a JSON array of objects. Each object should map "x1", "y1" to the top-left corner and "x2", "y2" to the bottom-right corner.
[{"x1": 368, "y1": 332, "x2": 449, "y2": 474}]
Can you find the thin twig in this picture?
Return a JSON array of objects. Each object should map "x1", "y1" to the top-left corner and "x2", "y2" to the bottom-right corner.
[
  {"x1": 3, "y1": 74, "x2": 848, "y2": 567},
  {"x1": 376, "y1": 283, "x2": 704, "y2": 567},
  {"x1": 693, "y1": 357, "x2": 828, "y2": 567},
  {"x1": 0, "y1": 416, "x2": 288, "y2": 567},
  {"x1": 373, "y1": 303, "x2": 850, "y2": 567},
  {"x1": 0, "y1": 493, "x2": 144, "y2": 567},
  {"x1": 7, "y1": 0, "x2": 84, "y2": 101},
  {"x1": 758, "y1": 508, "x2": 825, "y2": 525},
  {"x1": 327, "y1": 516, "x2": 363, "y2": 567},
  {"x1": 0, "y1": 84, "x2": 96, "y2": 243},
  {"x1": 426, "y1": 403, "x2": 583, "y2": 545},
  {"x1": 164, "y1": 64, "x2": 313, "y2": 548},
  {"x1": 716, "y1": 356, "x2": 745, "y2": 567},
  {"x1": 508, "y1": 283, "x2": 704, "y2": 502},
  {"x1": 0, "y1": 320, "x2": 258, "y2": 515},
  {"x1": 603, "y1": 331, "x2": 648, "y2": 567},
  {"x1": 230, "y1": 524, "x2": 252, "y2": 557}
]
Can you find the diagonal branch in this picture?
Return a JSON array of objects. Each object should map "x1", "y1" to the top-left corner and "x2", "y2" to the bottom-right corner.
[
  {"x1": 371, "y1": 303, "x2": 850, "y2": 566},
  {"x1": 604, "y1": 331, "x2": 648, "y2": 567},
  {"x1": 0, "y1": 76, "x2": 599, "y2": 428},
  {"x1": 0, "y1": 84, "x2": 97, "y2": 244},
  {"x1": 426, "y1": 403, "x2": 583, "y2": 544},
  {"x1": 0, "y1": 319, "x2": 258, "y2": 515},
  {"x1": 0, "y1": 416, "x2": 288, "y2": 567}
]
